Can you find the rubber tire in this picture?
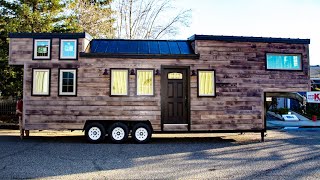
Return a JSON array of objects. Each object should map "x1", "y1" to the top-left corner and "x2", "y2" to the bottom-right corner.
[
  {"x1": 108, "y1": 122, "x2": 129, "y2": 144},
  {"x1": 132, "y1": 123, "x2": 152, "y2": 144},
  {"x1": 85, "y1": 122, "x2": 106, "y2": 143}
]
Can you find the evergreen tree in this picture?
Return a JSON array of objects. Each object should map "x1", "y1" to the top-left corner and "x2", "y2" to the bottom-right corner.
[
  {"x1": 0, "y1": 0, "x2": 115, "y2": 97},
  {"x1": 0, "y1": 0, "x2": 79, "y2": 97}
]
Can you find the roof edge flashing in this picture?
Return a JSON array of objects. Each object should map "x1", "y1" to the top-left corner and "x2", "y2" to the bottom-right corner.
[
  {"x1": 8, "y1": 32, "x2": 91, "y2": 39},
  {"x1": 79, "y1": 52, "x2": 200, "y2": 59},
  {"x1": 91, "y1": 39, "x2": 191, "y2": 42},
  {"x1": 188, "y1": 34, "x2": 310, "y2": 44}
]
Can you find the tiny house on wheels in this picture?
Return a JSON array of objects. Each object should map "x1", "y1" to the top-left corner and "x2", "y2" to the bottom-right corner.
[{"x1": 8, "y1": 33, "x2": 310, "y2": 143}]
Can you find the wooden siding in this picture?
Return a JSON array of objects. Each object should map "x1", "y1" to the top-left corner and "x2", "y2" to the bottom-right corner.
[
  {"x1": 10, "y1": 37, "x2": 310, "y2": 131},
  {"x1": 9, "y1": 38, "x2": 84, "y2": 65}
]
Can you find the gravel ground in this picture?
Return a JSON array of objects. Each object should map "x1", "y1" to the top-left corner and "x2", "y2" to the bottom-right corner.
[{"x1": 0, "y1": 129, "x2": 319, "y2": 179}]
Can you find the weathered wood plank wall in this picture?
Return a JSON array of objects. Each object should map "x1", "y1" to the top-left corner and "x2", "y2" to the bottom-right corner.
[{"x1": 9, "y1": 37, "x2": 310, "y2": 131}]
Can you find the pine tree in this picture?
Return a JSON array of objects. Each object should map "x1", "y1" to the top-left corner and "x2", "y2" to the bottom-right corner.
[
  {"x1": 0, "y1": 0, "x2": 79, "y2": 97},
  {"x1": 0, "y1": 0, "x2": 115, "y2": 97}
]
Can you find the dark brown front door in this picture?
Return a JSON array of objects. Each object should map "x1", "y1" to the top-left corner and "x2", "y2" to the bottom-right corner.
[{"x1": 161, "y1": 66, "x2": 189, "y2": 128}]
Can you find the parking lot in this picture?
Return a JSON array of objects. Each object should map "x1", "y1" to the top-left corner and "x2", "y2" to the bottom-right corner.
[{"x1": 0, "y1": 129, "x2": 319, "y2": 179}]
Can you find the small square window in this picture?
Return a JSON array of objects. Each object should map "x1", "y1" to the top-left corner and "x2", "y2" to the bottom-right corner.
[
  {"x1": 110, "y1": 69, "x2": 129, "y2": 96},
  {"x1": 32, "y1": 69, "x2": 50, "y2": 96},
  {"x1": 60, "y1": 39, "x2": 77, "y2": 60},
  {"x1": 198, "y1": 70, "x2": 216, "y2": 97},
  {"x1": 33, "y1": 39, "x2": 51, "y2": 59},
  {"x1": 136, "y1": 69, "x2": 154, "y2": 96},
  {"x1": 59, "y1": 69, "x2": 77, "y2": 96}
]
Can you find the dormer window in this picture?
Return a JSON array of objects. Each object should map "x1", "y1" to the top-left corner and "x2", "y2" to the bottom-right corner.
[
  {"x1": 33, "y1": 39, "x2": 51, "y2": 60},
  {"x1": 60, "y1": 39, "x2": 78, "y2": 60}
]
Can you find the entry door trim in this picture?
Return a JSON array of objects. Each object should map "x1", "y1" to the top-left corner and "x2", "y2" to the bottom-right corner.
[{"x1": 161, "y1": 65, "x2": 190, "y2": 131}]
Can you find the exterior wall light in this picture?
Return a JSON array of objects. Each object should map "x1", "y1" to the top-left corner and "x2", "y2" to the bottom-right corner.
[
  {"x1": 103, "y1": 69, "x2": 108, "y2": 75},
  {"x1": 155, "y1": 69, "x2": 160, "y2": 75},
  {"x1": 191, "y1": 70, "x2": 197, "y2": 76},
  {"x1": 130, "y1": 69, "x2": 135, "y2": 75}
]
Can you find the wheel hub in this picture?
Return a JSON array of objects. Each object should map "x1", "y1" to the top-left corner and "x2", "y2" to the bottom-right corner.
[
  {"x1": 135, "y1": 127, "x2": 148, "y2": 141},
  {"x1": 88, "y1": 127, "x2": 102, "y2": 141},
  {"x1": 112, "y1": 127, "x2": 125, "y2": 141}
]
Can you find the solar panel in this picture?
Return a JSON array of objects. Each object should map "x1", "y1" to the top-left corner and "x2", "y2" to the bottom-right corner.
[
  {"x1": 90, "y1": 39, "x2": 194, "y2": 55},
  {"x1": 149, "y1": 41, "x2": 160, "y2": 54},
  {"x1": 177, "y1": 41, "x2": 193, "y2": 54},
  {"x1": 126, "y1": 41, "x2": 139, "y2": 54},
  {"x1": 107, "y1": 41, "x2": 118, "y2": 53},
  {"x1": 95, "y1": 41, "x2": 108, "y2": 53},
  {"x1": 138, "y1": 41, "x2": 149, "y2": 54},
  {"x1": 117, "y1": 41, "x2": 130, "y2": 53},
  {"x1": 158, "y1": 41, "x2": 170, "y2": 54},
  {"x1": 90, "y1": 40, "x2": 100, "y2": 53},
  {"x1": 168, "y1": 41, "x2": 181, "y2": 54}
]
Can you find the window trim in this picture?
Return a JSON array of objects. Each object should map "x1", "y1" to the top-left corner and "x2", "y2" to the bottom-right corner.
[
  {"x1": 265, "y1": 53, "x2": 303, "y2": 71},
  {"x1": 135, "y1": 68, "x2": 155, "y2": 96},
  {"x1": 59, "y1": 39, "x2": 78, "y2": 60},
  {"x1": 33, "y1": 39, "x2": 52, "y2": 60},
  {"x1": 31, "y1": 68, "x2": 51, "y2": 96},
  {"x1": 58, "y1": 68, "x2": 78, "y2": 96},
  {"x1": 110, "y1": 68, "x2": 130, "y2": 97},
  {"x1": 197, "y1": 69, "x2": 216, "y2": 97}
]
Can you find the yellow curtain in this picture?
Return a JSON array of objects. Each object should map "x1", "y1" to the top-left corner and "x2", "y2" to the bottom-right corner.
[
  {"x1": 34, "y1": 71, "x2": 48, "y2": 94},
  {"x1": 137, "y1": 70, "x2": 153, "y2": 95},
  {"x1": 199, "y1": 71, "x2": 214, "y2": 96},
  {"x1": 168, "y1": 73, "x2": 182, "y2": 79},
  {"x1": 111, "y1": 70, "x2": 128, "y2": 95}
]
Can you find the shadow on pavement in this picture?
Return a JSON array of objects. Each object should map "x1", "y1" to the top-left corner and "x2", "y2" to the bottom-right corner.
[
  {"x1": 1, "y1": 131, "x2": 318, "y2": 179},
  {"x1": 0, "y1": 134, "x2": 250, "y2": 179}
]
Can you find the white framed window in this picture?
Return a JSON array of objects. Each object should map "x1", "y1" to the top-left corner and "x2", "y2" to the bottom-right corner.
[
  {"x1": 136, "y1": 69, "x2": 154, "y2": 96},
  {"x1": 110, "y1": 69, "x2": 129, "y2": 96},
  {"x1": 59, "y1": 69, "x2": 77, "y2": 96},
  {"x1": 60, "y1": 39, "x2": 77, "y2": 60},
  {"x1": 32, "y1": 69, "x2": 50, "y2": 96},
  {"x1": 33, "y1": 39, "x2": 51, "y2": 59},
  {"x1": 198, "y1": 70, "x2": 216, "y2": 97}
]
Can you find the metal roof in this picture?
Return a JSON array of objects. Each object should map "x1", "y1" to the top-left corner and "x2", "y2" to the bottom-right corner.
[
  {"x1": 310, "y1": 66, "x2": 320, "y2": 79},
  {"x1": 9, "y1": 32, "x2": 310, "y2": 45},
  {"x1": 188, "y1": 34, "x2": 310, "y2": 44},
  {"x1": 89, "y1": 39, "x2": 195, "y2": 55}
]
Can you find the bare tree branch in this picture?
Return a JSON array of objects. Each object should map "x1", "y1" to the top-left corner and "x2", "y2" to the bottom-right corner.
[
  {"x1": 113, "y1": 0, "x2": 191, "y2": 39},
  {"x1": 70, "y1": 0, "x2": 115, "y2": 38},
  {"x1": 154, "y1": 9, "x2": 191, "y2": 39}
]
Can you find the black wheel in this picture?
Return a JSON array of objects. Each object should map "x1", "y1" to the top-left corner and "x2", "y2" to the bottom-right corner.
[
  {"x1": 85, "y1": 122, "x2": 106, "y2": 143},
  {"x1": 108, "y1": 122, "x2": 129, "y2": 144},
  {"x1": 132, "y1": 123, "x2": 152, "y2": 143}
]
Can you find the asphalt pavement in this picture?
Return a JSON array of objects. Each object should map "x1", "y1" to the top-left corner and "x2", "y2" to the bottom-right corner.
[{"x1": 0, "y1": 129, "x2": 319, "y2": 179}]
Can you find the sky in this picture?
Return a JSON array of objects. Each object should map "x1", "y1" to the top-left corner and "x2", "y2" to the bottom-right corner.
[{"x1": 172, "y1": 0, "x2": 320, "y2": 65}]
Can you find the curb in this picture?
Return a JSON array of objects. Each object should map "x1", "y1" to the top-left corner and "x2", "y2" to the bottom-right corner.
[
  {"x1": 267, "y1": 125, "x2": 320, "y2": 130},
  {"x1": 282, "y1": 126, "x2": 320, "y2": 130}
]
